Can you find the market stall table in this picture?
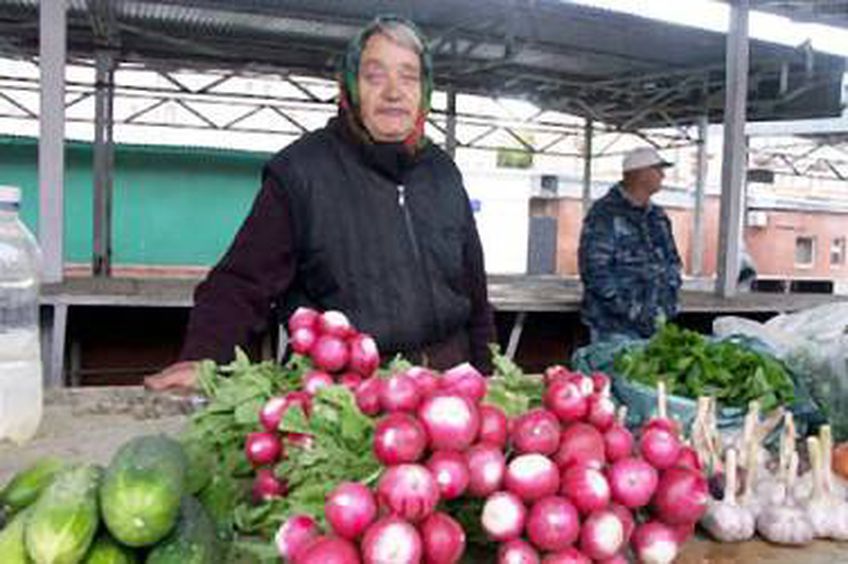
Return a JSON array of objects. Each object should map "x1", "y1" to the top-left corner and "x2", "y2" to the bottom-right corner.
[
  {"x1": 3, "y1": 386, "x2": 848, "y2": 562},
  {"x1": 39, "y1": 275, "x2": 848, "y2": 386}
]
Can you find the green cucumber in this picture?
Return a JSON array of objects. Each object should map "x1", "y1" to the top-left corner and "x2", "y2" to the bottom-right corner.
[
  {"x1": 1, "y1": 458, "x2": 66, "y2": 513},
  {"x1": 0, "y1": 507, "x2": 30, "y2": 564},
  {"x1": 24, "y1": 464, "x2": 101, "y2": 564},
  {"x1": 144, "y1": 496, "x2": 219, "y2": 564},
  {"x1": 81, "y1": 533, "x2": 137, "y2": 564},
  {"x1": 100, "y1": 435, "x2": 187, "y2": 547}
]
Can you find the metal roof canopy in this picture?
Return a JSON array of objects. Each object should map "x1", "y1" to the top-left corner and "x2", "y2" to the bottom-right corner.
[
  {"x1": 0, "y1": 0, "x2": 844, "y2": 129},
  {"x1": 748, "y1": 0, "x2": 848, "y2": 29}
]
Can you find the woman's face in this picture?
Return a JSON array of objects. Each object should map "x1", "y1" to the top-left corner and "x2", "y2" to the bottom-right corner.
[{"x1": 357, "y1": 33, "x2": 422, "y2": 142}]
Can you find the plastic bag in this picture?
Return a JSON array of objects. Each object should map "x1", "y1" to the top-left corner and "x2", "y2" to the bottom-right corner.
[{"x1": 713, "y1": 303, "x2": 848, "y2": 440}]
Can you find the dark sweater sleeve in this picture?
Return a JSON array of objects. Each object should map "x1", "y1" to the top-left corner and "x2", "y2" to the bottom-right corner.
[
  {"x1": 179, "y1": 177, "x2": 297, "y2": 363},
  {"x1": 462, "y1": 203, "x2": 496, "y2": 374}
]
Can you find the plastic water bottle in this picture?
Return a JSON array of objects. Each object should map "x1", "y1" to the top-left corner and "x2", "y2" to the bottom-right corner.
[{"x1": 0, "y1": 185, "x2": 43, "y2": 444}]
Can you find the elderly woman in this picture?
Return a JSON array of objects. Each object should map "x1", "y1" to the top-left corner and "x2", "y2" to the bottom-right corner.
[{"x1": 146, "y1": 16, "x2": 495, "y2": 390}]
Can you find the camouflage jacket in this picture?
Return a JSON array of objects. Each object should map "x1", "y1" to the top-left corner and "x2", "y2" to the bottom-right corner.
[{"x1": 578, "y1": 183, "x2": 682, "y2": 338}]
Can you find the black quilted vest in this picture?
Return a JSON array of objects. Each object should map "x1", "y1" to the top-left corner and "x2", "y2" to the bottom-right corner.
[{"x1": 263, "y1": 119, "x2": 472, "y2": 355}]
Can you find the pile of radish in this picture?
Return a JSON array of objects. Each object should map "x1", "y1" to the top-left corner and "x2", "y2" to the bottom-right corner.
[
  {"x1": 275, "y1": 360, "x2": 494, "y2": 563},
  {"x1": 289, "y1": 307, "x2": 381, "y2": 394},
  {"x1": 246, "y1": 307, "x2": 711, "y2": 562},
  {"x1": 244, "y1": 308, "x2": 381, "y2": 501},
  {"x1": 478, "y1": 370, "x2": 709, "y2": 564}
]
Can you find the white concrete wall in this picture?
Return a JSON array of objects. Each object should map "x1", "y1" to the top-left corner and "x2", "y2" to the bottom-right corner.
[{"x1": 461, "y1": 169, "x2": 532, "y2": 274}]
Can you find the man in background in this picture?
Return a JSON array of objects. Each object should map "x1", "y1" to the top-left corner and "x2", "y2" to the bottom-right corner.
[{"x1": 578, "y1": 146, "x2": 682, "y2": 342}]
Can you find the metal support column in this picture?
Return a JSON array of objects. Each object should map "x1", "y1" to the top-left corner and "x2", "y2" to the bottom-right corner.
[
  {"x1": 582, "y1": 118, "x2": 593, "y2": 215},
  {"x1": 445, "y1": 87, "x2": 457, "y2": 158},
  {"x1": 38, "y1": 0, "x2": 66, "y2": 283},
  {"x1": 716, "y1": 0, "x2": 749, "y2": 297},
  {"x1": 692, "y1": 115, "x2": 708, "y2": 276},
  {"x1": 93, "y1": 50, "x2": 115, "y2": 277}
]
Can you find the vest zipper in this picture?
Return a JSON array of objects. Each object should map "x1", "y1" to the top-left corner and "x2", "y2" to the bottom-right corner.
[
  {"x1": 397, "y1": 183, "x2": 443, "y2": 348},
  {"x1": 397, "y1": 185, "x2": 422, "y2": 263}
]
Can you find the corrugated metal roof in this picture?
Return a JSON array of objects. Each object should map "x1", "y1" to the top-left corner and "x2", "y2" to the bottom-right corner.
[
  {"x1": 0, "y1": 0, "x2": 843, "y2": 127},
  {"x1": 750, "y1": 0, "x2": 848, "y2": 28}
]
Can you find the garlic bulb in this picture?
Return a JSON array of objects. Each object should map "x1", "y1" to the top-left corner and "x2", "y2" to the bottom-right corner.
[
  {"x1": 756, "y1": 451, "x2": 814, "y2": 546},
  {"x1": 805, "y1": 434, "x2": 848, "y2": 540},
  {"x1": 755, "y1": 412, "x2": 793, "y2": 506},
  {"x1": 806, "y1": 436, "x2": 831, "y2": 537},
  {"x1": 740, "y1": 429, "x2": 764, "y2": 519},
  {"x1": 820, "y1": 425, "x2": 848, "y2": 499},
  {"x1": 701, "y1": 448, "x2": 754, "y2": 542}
]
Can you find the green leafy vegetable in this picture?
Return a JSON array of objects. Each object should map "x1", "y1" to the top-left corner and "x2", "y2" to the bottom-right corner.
[
  {"x1": 485, "y1": 344, "x2": 544, "y2": 416},
  {"x1": 185, "y1": 350, "x2": 379, "y2": 542},
  {"x1": 613, "y1": 324, "x2": 794, "y2": 411}
]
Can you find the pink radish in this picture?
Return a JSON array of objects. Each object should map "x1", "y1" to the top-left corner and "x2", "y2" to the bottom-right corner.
[
  {"x1": 290, "y1": 326, "x2": 318, "y2": 355},
  {"x1": 652, "y1": 466, "x2": 709, "y2": 525},
  {"x1": 380, "y1": 373, "x2": 422, "y2": 413},
  {"x1": 497, "y1": 539, "x2": 540, "y2": 564},
  {"x1": 376, "y1": 464, "x2": 440, "y2": 523},
  {"x1": 602, "y1": 423, "x2": 633, "y2": 463},
  {"x1": 325, "y1": 482, "x2": 378, "y2": 540},
  {"x1": 361, "y1": 516, "x2": 422, "y2": 564},
  {"x1": 544, "y1": 380, "x2": 588, "y2": 423},
  {"x1": 525, "y1": 496, "x2": 580, "y2": 552},
  {"x1": 554, "y1": 422, "x2": 605, "y2": 470},
  {"x1": 275, "y1": 514, "x2": 318, "y2": 561},
  {"x1": 245, "y1": 431, "x2": 283, "y2": 466},
  {"x1": 590, "y1": 372, "x2": 611, "y2": 394},
  {"x1": 440, "y1": 362, "x2": 488, "y2": 403},
  {"x1": 288, "y1": 307, "x2": 319, "y2": 333},
  {"x1": 318, "y1": 310, "x2": 353, "y2": 338},
  {"x1": 596, "y1": 555, "x2": 627, "y2": 564},
  {"x1": 504, "y1": 453, "x2": 560, "y2": 502},
  {"x1": 631, "y1": 521, "x2": 679, "y2": 564},
  {"x1": 302, "y1": 370, "x2": 334, "y2": 396},
  {"x1": 540, "y1": 547, "x2": 590, "y2": 564},
  {"x1": 481, "y1": 491, "x2": 527, "y2": 541},
  {"x1": 608, "y1": 503, "x2": 635, "y2": 543},
  {"x1": 579, "y1": 510, "x2": 624, "y2": 561},
  {"x1": 338, "y1": 372, "x2": 363, "y2": 392},
  {"x1": 348, "y1": 333, "x2": 380, "y2": 377},
  {"x1": 311, "y1": 335, "x2": 349, "y2": 373},
  {"x1": 418, "y1": 393, "x2": 480, "y2": 451},
  {"x1": 585, "y1": 393, "x2": 615, "y2": 431},
  {"x1": 512, "y1": 409, "x2": 561, "y2": 456},
  {"x1": 420, "y1": 512, "x2": 466, "y2": 564},
  {"x1": 639, "y1": 427, "x2": 682, "y2": 470},
  {"x1": 285, "y1": 433, "x2": 314, "y2": 451},
  {"x1": 675, "y1": 445, "x2": 702, "y2": 471},
  {"x1": 261, "y1": 391, "x2": 312, "y2": 433},
  {"x1": 426, "y1": 451, "x2": 470, "y2": 500},
  {"x1": 544, "y1": 364, "x2": 571, "y2": 382},
  {"x1": 293, "y1": 536, "x2": 360, "y2": 564},
  {"x1": 478, "y1": 404, "x2": 509, "y2": 448},
  {"x1": 607, "y1": 457, "x2": 658, "y2": 509},
  {"x1": 355, "y1": 377, "x2": 382, "y2": 416},
  {"x1": 465, "y1": 442, "x2": 506, "y2": 497},
  {"x1": 405, "y1": 366, "x2": 440, "y2": 398},
  {"x1": 560, "y1": 463, "x2": 610, "y2": 515},
  {"x1": 252, "y1": 468, "x2": 286, "y2": 502},
  {"x1": 567, "y1": 373, "x2": 594, "y2": 397},
  {"x1": 373, "y1": 413, "x2": 428, "y2": 465}
]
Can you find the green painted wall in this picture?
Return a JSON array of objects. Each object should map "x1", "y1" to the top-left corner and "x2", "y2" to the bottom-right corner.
[{"x1": 0, "y1": 136, "x2": 272, "y2": 266}]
